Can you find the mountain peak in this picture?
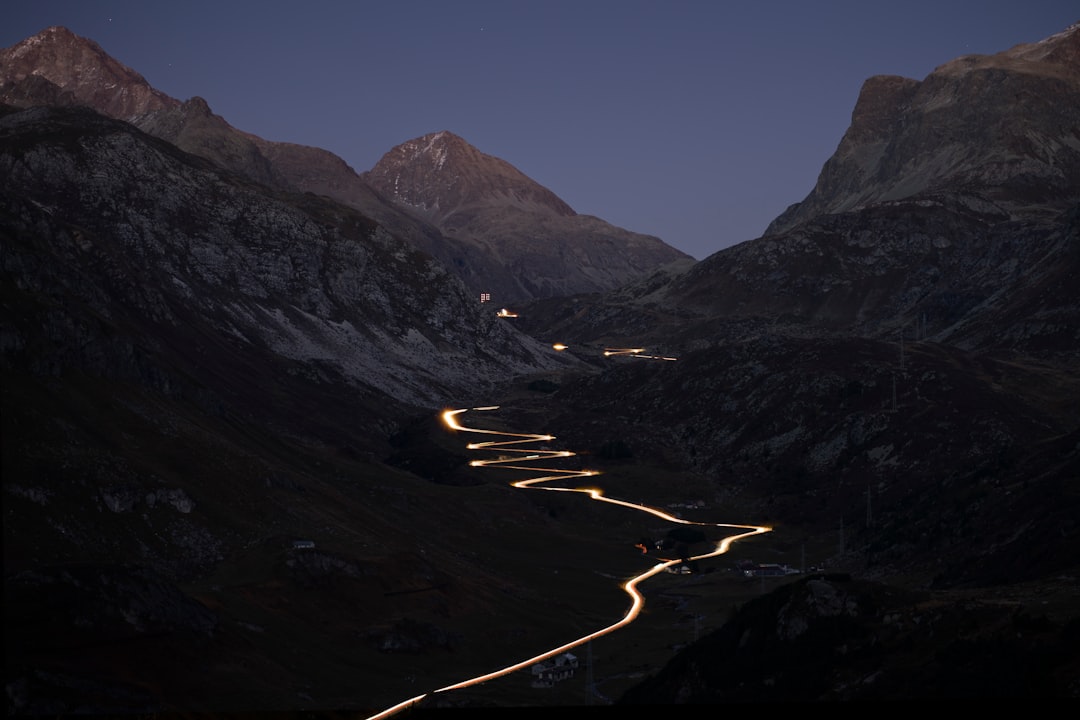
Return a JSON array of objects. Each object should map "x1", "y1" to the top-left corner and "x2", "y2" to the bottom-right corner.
[
  {"x1": 391, "y1": 130, "x2": 466, "y2": 174},
  {"x1": 933, "y1": 20, "x2": 1079, "y2": 80},
  {"x1": 765, "y1": 21, "x2": 1080, "y2": 235},
  {"x1": 0, "y1": 25, "x2": 179, "y2": 119},
  {"x1": 363, "y1": 130, "x2": 576, "y2": 225},
  {"x1": 362, "y1": 129, "x2": 689, "y2": 301}
]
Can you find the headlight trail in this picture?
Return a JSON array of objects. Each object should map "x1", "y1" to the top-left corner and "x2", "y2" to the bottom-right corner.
[
  {"x1": 604, "y1": 347, "x2": 677, "y2": 361},
  {"x1": 366, "y1": 406, "x2": 770, "y2": 718}
]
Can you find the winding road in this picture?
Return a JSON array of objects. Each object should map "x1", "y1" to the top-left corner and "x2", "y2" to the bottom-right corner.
[
  {"x1": 365, "y1": 405, "x2": 770, "y2": 718},
  {"x1": 603, "y1": 347, "x2": 678, "y2": 361}
]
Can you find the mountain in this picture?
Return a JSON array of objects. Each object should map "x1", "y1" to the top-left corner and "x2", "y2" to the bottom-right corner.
[
  {"x1": 502, "y1": 22, "x2": 1080, "y2": 705},
  {"x1": 0, "y1": 104, "x2": 574, "y2": 410},
  {"x1": 0, "y1": 26, "x2": 689, "y2": 306},
  {"x1": 517, "y1": 23, "x2": 1080, "y2": 364},
  {"x1": 0, "y1": 100, "x2": 595, "y2": 714},
  {"x1": 362, "y1": 131, "x2": 691, "y2": 302},
  {"x1": 3, "y1": 20, "x2": 1080, "y2": 715},
  {"x1": 766, "y1": 22, "x2": 1080, "y2": 235}
]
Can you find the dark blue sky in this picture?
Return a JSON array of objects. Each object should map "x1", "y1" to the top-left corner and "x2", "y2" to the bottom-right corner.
[{"x1": 4, "y1": 1, "x2": 1077, "y2": 259}]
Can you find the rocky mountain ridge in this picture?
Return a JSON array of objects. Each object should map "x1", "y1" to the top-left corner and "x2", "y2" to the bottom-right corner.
[
  {"x1": 0, "y1": 25, "x2": 688, "y2": 305},
  {"x1": 517, "y1": 23, "x2": 1080, "y2": 367},
  {"x1": 0, "y1": 103, "x2": 574, "y2": 410},
  {"x1": 766, "y1": 21, "x2": 1080, "y2": 235}
]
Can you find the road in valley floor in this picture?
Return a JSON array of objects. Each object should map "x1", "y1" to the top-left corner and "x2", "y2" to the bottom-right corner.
[{"x1": 365, "y1": 405, "x2": 771, "y2": 719}]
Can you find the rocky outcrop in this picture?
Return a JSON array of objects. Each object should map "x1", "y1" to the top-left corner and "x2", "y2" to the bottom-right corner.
[{"x1": 767, "y1": 22, "x2": 1080, "y2": 235}]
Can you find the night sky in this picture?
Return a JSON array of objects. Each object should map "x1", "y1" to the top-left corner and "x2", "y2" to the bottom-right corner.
[{"x1": 3, "y1": 1, "x2": 1077, "y2": 260}]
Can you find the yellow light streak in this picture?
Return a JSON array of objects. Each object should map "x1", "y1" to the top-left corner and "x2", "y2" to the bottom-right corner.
[
  {"x1": 369, "y1": 407, "x2": 770, "y2": 718},
  {"x1": 604, "y1": 347, "x2": 677, "y2": 361}
]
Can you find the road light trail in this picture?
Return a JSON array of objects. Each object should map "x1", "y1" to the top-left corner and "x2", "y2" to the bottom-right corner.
[
  {"x1": 366, "y1": 406, "x2": 769, "y2": 718},
  {"x1": 604, "y1": 347, "x2": 677, "y2": 361}
]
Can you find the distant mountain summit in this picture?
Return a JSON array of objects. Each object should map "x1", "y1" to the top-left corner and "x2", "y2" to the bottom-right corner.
[
  {"x1": 364, "y1": 131, "x2": 691, "y2": 301},
  {"x1": 0, "y1": 25, "x2": 178, "y2": 119},
  {"x1": 364, "y1": 130, "x2": 576, "y2": 225},
  {"x1": 0, "y1": 26, "x2": 690, "y2": 305},
  {"x1": 767, "y1": 22, "x2": 1080, "y2": 234}
]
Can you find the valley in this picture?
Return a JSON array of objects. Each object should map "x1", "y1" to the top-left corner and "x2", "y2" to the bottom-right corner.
[
  {"x1": 362, "y1": 394, "x2": 799, "y2": 715},
  {"x1": 3, "y1": 19, "x2": 1080, "y2": 715}
]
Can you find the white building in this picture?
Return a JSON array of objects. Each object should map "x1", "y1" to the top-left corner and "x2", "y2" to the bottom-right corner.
[{"x1": 530, "y1": 652, "x2": 578, "y2": 687}]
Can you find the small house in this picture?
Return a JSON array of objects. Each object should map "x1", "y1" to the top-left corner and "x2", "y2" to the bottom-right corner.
[{"x1": 530, "y1": 652, "x2": 579, "y2": 687}]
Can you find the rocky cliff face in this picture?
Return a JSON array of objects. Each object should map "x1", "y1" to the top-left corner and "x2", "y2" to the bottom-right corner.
[
  {"x1": 767, "y1": 22, "x2": 1080, "y2": 235},
  {"x1": 520, "y1": 23, "x2": 1080, "y2": 365}
]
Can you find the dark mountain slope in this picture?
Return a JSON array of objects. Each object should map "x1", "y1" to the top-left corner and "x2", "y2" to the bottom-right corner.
[
  {"x1": 618, "y1": 573, "x2": 1080, "y2": 703},
  {"x1": 657, "y1": 198, "x2": 1079, "y2": 359},
  {"x1": 0, "y1": 105, "x2": 571, "y2": 409},
  {"x1": 500, "y1": 21, "x2": 1080, "y2": 706},
  {"x1": 0, "y1": 104, "x2": 603, "y2": 713}
]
